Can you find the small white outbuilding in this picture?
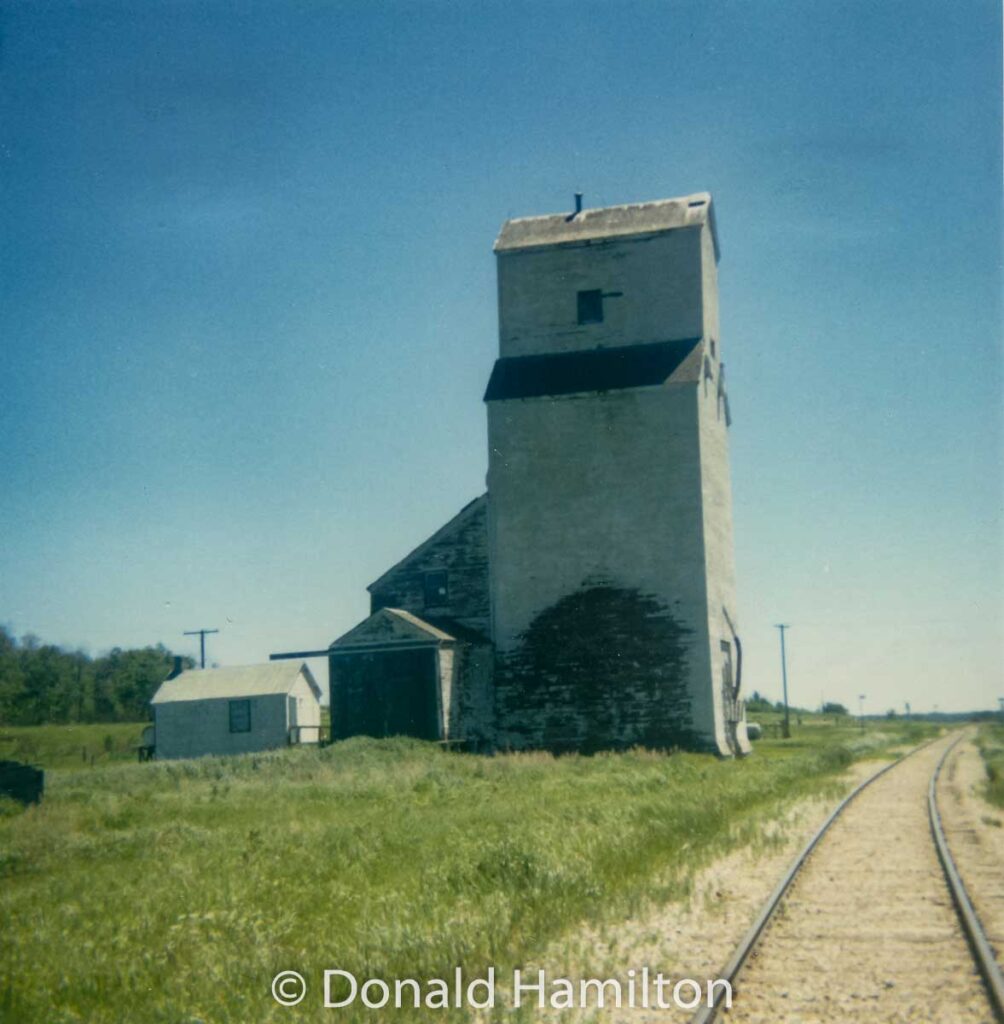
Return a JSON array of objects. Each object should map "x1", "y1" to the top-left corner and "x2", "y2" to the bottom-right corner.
[{"x1": 149, "y1": 662, "x2": 322, "y2": 761}]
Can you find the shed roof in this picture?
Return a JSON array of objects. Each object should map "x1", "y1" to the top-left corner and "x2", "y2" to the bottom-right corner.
[
  {"x1": 483, "y1": 338, "x2": 702, "y2": 402},
  {"x1": 151, "y1": 662, "x2": 321, "y2": 704},
  {"x1": 494, "y1": 192, "x2": 719, "y2": 259},
  {"x1": 329, "y1": 607, "x2": 489, "y2": 653}
]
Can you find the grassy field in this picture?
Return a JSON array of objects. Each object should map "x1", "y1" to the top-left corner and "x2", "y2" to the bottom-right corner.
[
  {"x1": 976, "y1": 722, "x2": 1004, "y2": 808},
  {"x1": 0, "y1": 722, "x2": 148, "y2": 770},
  {"x1": 0, "y1": 718, "x2": 936, "y2": 1024}
]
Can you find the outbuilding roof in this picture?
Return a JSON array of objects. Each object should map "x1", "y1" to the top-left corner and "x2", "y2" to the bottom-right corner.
[
  {"x1": 494, "y1": 192, "x2": 719, "y2": 259},
  {"x1": 150, "y1": 662, "x2": 321, "y2": 704},
  {"x1": 483, "y1": 337, "x2": 702, "y2": 402},
  {"x1": 329, "y1": 607, "x2": 489, "y2": 653}
]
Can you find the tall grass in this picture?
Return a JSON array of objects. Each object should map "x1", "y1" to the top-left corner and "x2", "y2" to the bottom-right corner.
[
  {"x1": 0, "y1": 722, "x2": 146, "y2": 770},
  {"x1": 976, "y1": 723, "x2": 1004, "y2": 808},
  {"x1": 0, "y1": 721, "x2": 932, "y2": 1023}
]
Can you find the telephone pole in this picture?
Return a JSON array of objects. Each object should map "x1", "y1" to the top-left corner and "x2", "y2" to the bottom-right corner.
[
  {"x1": 775, "y1": 624, "x2": 791, "y2": 739},
  {"x1": 183, "y1": 628, "x2": 219, "y2": 669}
]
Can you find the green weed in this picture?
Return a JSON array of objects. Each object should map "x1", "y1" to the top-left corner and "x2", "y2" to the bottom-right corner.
[
  {"x1": 0, "y1": 722, "x2": 146, "y2": 770},
  {"x1": 976, "y1": 723, "x2": 1004, "y2": 809}
]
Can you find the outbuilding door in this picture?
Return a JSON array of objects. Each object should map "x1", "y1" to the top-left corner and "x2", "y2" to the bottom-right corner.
[{"x1": 331, "y1": 648, "x2": 441, "y2": 741}]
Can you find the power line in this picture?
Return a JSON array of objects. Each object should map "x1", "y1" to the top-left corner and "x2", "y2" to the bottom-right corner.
[{"x1": 183, "y1": 628, "x2": 219, "y2": 669}]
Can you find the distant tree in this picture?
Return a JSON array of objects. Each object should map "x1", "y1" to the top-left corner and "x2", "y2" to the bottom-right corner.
[
  {"x1": 746, "y1": 691, "x2": 774, "y2": 712},
  {"x1": 20, "y1": 642, "x2": 76, "y2": 723},
  {"x1": 0, "y1": 629, "x2": 192, "y2": 725},
  {"x1": 885, "y1": 708, "x2": 897, "y2": 719},
  {"x1": 0, "y1": 627, "x2": 29, "y2": 724},
  {"x1": 822, "y1": 702, "x2": 849, "y2": 716}
]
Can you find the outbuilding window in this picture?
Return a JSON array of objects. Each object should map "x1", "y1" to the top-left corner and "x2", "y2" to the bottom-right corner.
[
  {"x1": 229, "y1": 699, "x2": 251, "y2": 733},
  {"x1": 423, "y1": 570, "x2": 448, "y2": 608},
  {"x1": 577, "y1": 289, "x2": 604, "y2": 324}
]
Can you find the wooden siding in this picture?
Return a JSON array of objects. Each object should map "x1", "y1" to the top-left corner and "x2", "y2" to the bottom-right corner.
[{"x1": 369, "y1": 497, "x2": 490, "y2": 638}]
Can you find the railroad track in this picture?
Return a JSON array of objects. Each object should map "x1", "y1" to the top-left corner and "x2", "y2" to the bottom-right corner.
[{"x1": 690, "y1": 732, "x2": 1004, "y2": 1023}]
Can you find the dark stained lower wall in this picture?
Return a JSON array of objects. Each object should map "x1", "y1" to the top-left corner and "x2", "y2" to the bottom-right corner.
[
  {"x1": 448, "y1": 644, "x2": 495, "y2": 749},
  {"x1": 493, "y1": 581, "x2": 697, "y2": 752}
]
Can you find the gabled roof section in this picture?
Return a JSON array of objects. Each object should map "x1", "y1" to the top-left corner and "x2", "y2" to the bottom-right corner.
[
  {"x1": 151, "y1": 662, "x2": 321, "y2": 704},
  {"x1": 329, "y1": 607, "x2": 465, "y2": 652},
  {"x1": 494, "y1": 192, "x2": 720, "y2": 261},
  {"x1": 483, "y1": 338, "x2": 702, "y2": 402},
  {"x1": 366, "y1": 494, "x2": 487, "y2": 594}
]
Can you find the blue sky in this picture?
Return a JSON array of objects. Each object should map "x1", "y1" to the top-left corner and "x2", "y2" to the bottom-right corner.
[{"x1": 1, "y1": 0, "x2": 1000, "y2": 713}]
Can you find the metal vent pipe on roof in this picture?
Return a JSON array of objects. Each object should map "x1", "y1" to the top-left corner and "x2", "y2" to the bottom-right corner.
[{"x1": 574, "y1": 192, "x2": 583, "y2": 215}]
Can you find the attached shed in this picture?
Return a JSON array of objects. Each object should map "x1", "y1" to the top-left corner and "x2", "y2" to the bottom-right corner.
[
  {"x1": 328, "y1": 607, "x2": 493, "y2": 747},
  {"x1": 149, "y1": 662, "x2": 322, "y2": 761}
]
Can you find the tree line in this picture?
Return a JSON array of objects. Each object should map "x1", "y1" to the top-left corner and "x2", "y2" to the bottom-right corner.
[{"x1": 0, "y1": 627, "x2": 193, "y2": 725}]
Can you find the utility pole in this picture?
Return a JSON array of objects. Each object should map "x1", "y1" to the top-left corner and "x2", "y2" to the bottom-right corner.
[
  {"x1": 858, "y1": 693, "x2": 866, "y2": 732},
  {"x1": 775, "y1": 624, "x2": 791, "y2": 739},
  {"x1": 905, "y1": 700, "x2": 911, "y2": 721},
  {"x1": 184, "y1": 628, "x2": 219, "y2": 669}
]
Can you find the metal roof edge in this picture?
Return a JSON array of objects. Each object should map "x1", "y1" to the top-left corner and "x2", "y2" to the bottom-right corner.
[{"x1": 493, "y1": 192, "x2": 718, "y2": 254}]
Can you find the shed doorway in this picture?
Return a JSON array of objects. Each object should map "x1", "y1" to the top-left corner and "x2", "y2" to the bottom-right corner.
[{"x1": 331, "y1": 647, "x2": 441, "y2": 742}]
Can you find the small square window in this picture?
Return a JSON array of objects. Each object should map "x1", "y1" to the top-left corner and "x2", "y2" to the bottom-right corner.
[
  {"x1": 229, "y1": 699, "x2": 251, "y2": 733},
  {"x1": 577, "y1": 289, "x2": 604, "y2": 325},
  {"x1": 423, "y1": 570, "x2": 448, "y2": 608}
]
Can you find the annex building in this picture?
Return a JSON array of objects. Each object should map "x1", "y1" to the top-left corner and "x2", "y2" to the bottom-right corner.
[
  {"x1": 325, "y1": 193, "x2": 749, "y2": 756},
  {"x1": 150, "y1": 661, "x2": 322, "y2": 760}
]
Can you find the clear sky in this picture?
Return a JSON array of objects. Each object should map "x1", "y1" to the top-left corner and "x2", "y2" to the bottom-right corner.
[{"x1": 2, "y1": 0, "x2": 1001, "y2": 714}]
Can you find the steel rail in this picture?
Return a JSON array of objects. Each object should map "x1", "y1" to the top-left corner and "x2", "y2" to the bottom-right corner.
[
  {"x1": 929, "y1": 733, "x2": 1004, "y2": 1023},
  {"x1": 689, "y1": 737, "x2": 937, "y2": 1024}
]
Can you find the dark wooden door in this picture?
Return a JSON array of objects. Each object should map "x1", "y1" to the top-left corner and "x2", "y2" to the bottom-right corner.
[{"x1": 331, "y1": 648, "x2": 440, "y2": 741}]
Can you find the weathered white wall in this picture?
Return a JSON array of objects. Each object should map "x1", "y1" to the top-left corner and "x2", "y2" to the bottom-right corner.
[
  {"x1": 693, "y1": 227, "x2": 749, "y2": 753},
  {"x1": 437, "y1": 646, "x2": 454, "y2": 739},
  {"x1": 700, "y1": 224, "x2": 720, "y2": 348},
  {"x1": 488, "y1": 386, "x2": 704, "y2": 644},
  {"x1": 289, "y1": 672, "x2": 322, "y2": 743},
  {"x1": 697, "y1": 359, "x2": 738, "y2": 753},
  {"x1": 497, "y1": 227, "x2": 704, "y2": 358},
  {"x1": 154, "y1": 694, "x2": 287, "y2": 760}
]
